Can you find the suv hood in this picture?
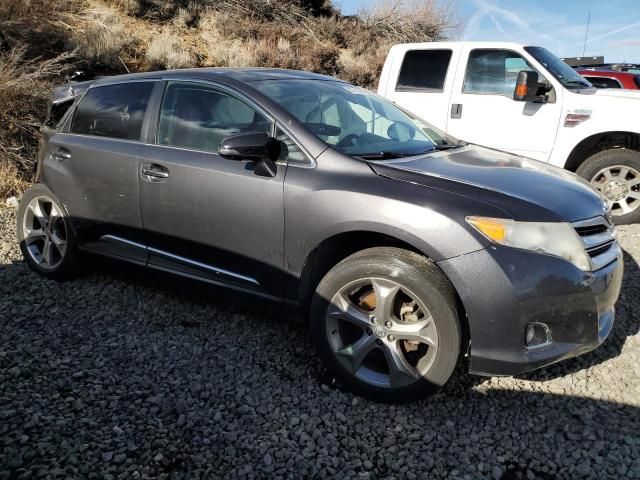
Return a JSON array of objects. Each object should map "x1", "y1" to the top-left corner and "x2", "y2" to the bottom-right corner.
[{"x1": 369, "y1": 145, "x2": 608, "y2": 223}]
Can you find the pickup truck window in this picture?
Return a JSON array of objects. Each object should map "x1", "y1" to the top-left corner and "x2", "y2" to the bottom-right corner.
[
  {"x1": 396, "y1": 49, "x2": 452, "y2": 92},
  {"x1": 463, "y1": 49, "x2": 539, "y2": 96}
]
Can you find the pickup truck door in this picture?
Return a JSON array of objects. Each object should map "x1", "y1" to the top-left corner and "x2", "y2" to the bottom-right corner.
[{"x1": 446, "y1": 46, "x2": 562, "y2": 161}]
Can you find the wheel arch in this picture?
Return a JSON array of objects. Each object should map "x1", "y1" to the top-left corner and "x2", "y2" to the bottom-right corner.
[
  {"x1": 565, "y1": 131, "x2": 640, "y2": 172},
  {"x1": 297, "y1": 230, "x2": 470, "y2": 347}
]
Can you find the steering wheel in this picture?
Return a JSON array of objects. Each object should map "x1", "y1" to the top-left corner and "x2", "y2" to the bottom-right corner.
[{"x1": 336, "y1": 133, "x2": 360, "y2": 148}]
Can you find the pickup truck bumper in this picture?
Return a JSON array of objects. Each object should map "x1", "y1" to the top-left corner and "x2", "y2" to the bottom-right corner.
[{"x1": 437, "y1": 244, "x2": 623, "y2": 376}]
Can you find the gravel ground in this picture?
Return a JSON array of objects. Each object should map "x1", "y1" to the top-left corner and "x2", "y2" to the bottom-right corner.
[{"x1": 0, "y1": 205, "x2": 639, "y2": 480}]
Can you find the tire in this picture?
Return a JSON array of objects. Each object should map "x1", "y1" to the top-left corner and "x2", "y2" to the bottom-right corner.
[
  {"x1": 16, "y1": 184, "x2": 80, "y2": 280},
  {"x1": 310, "y1": 247, "x2": 461, "y2": 403},
  {"x1": 576, "y1": 149, "x2": 640, "y2": 225}
]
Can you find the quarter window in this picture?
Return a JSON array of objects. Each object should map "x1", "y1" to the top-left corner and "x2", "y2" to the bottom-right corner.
[
  {"x1": 463, "y1": 49, "x2": 544, "y2": 96},
  {"x1": 275, "y1": 126, "x2": 308, "y2": 164},
  {"x1": 70, "y1": 83, "x2": 154, "y2": 140},
  {"x1": 396, "y1": 50, "x2": 452, "y2": 91},
  {"x1": 157, "y1": 82, "x2": 271, "y2": 153}
]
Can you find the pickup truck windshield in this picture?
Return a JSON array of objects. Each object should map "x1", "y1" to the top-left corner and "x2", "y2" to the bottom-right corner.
[
  {"x1": 525, "y1": 46, "x2": 592, "y2": 89},
  {"x1": 252, "y1": 79, "x2": 458, "y2": 158}
]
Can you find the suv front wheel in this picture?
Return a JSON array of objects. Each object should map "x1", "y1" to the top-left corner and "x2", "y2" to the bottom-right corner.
[
  {"x1": 16, "y1": 184, "x2": 80, "y2": 280},
  {"x1": 310, "y1": 247, "x2": 461, "y2": 402}
]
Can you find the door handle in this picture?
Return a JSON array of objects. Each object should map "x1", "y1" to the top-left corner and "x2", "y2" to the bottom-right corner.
[
  {"x1": 51, "y1": 148, "x2": 71, "y2": 161},
  {"x1": 451, "y1": 103, "x2": 463, "y2": 119},
  {"x1": 141, "y1": 163, "x2": 169, "y2": 179}
]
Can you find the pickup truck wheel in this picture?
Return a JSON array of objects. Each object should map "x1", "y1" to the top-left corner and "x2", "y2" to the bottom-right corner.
[
  {"x1": 16, "y1": 184, "x2": 80, "y2": 280},
  {"x1": 577, "y1": 149, "x2": 640, "y2": 224},
  {"x1": 310, "y1": 247, "x2": 461, "y2": 403}
]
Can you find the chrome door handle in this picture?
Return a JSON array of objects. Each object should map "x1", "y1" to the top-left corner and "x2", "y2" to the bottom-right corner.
[
  {"x1": 141, "y1": 164, "x2": 169, "y2": 179},
  {"x1": 51, "y1": 150, "x2": 71, "y2": 161}
]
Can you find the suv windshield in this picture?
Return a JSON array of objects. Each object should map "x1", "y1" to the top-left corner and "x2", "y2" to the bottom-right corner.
[
  {"x1": 252, "y1": 79, "x2": 459, "y2": 158},
  {"x1": 525, "y1": 46, "x2": 592, "y2": 89}
]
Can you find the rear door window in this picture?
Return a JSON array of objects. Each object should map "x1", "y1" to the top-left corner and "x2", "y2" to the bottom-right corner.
[
  {"x1": 157, "y1": 82, "x2": 271, "y2": 153},
  {"x1": 396, "y1": 50, "x2": 452, "y2": 92},
  {"x1": 70, "y1": 82, "x2": 154, "y2": 140}
]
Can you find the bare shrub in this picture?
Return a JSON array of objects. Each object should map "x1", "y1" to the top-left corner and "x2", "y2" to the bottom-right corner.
[
  {"x1": 0, "y1": 0, "x2": 78, "y2": 21},
  {"x1": 358, "y1": 0, "x2": 460, "y2": 43},
  {"x1": 173, "y1": 3, "x2": 201, "y2": 27},
  {"x1": 146, "y1": 30, "x2": 196, "y2": 69},
  {"x1": 0, "y1": 162, "x2": 29, "y2": 200},
  {"x1": 0, "y1": 46, "x2": 74, "y2": 197},
  {"x1": 73, "y1": 6, "x2": 137, "y2": 68},
  {"x1": 112, "y1": 0, "x2": 140, "y2": 15},
  {"x1": 212, "y1": 0, "x2": 310, "y2": 25},
  {"x1": 337, "y1": 49, "x2": 376, "y2": 86},
  {"x1": 299, "y1": 42, "x2": 340, "y2": 75},
  {"x1": 224, "y1": 41, "x2": 257, "y2": 67}
]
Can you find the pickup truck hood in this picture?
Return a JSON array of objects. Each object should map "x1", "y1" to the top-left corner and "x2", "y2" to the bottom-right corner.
[
  {"x1": 593, "y1": 88, "x2": 640, "y2": 101},
  {"x1": 369, "y1": 145, "x2": 608, "y2": 223}
]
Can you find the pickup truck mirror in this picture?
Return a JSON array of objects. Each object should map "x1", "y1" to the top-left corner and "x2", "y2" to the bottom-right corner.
[
  {"x1": 218, "y1": 132, "x2": 279, "y2": 177},
  {"x1": 513, "y1": 70, "x2": 549, "y2": 103}
]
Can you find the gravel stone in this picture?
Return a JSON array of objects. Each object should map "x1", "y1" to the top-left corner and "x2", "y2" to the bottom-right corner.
[{"x1": 0, "y1": 206, "x2": 639, "y2": 479}]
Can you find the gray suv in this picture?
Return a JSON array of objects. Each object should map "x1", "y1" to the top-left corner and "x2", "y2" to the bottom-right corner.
[{"x1": 18, "y1": 68, "x2": 623, "y2": 402}]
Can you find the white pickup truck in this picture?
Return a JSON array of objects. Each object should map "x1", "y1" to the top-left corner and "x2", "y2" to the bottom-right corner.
[{"x1": 378, "y1": 42, "x2": 640, "y2": 223}]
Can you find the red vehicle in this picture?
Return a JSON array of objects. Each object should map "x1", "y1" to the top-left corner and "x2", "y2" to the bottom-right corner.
[{"x1": 577, "y1": 69, "x2": 640, "y2": 90}]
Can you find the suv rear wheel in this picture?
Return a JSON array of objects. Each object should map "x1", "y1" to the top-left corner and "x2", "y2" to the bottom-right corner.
[
  {"x1": 310, "y1": 247, "x2": 461, "y2": 402},
  {"x1": 16, "y1": 184, "x2": 80, "y2": 280},
  {"x1": 577, "y1": 149, "x2": 640, "y2": 224}
]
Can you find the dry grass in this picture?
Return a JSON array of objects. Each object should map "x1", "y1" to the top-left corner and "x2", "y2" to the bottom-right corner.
[
  {"x1": 0, "y1": 162, "x2": 30, "y2": 200},
  {"x1": 72, "y1": 6, "x2": 138, "y2": 69},
  {"x1": 0, "y1": 46, "x2": 75, "y2": 197},
  {"x1": 146, "y1": 29, "x2": 196, "y2": 69}
]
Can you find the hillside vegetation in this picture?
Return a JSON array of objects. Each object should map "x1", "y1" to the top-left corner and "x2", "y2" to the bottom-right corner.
[{"x1": 0, "y1": 0, "x2": 460, "y2": 197}]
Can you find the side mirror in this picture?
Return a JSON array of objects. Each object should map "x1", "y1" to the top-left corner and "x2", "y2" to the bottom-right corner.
[
  {"x1": 513, "y1": 70, "x2": 549, "y2": 103},
  {"x1": 218, "y1": 132, "x2": 279, "y2": 177}
]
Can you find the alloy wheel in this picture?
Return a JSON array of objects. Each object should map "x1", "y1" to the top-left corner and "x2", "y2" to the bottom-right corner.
[
  {"x1": 22, "y1": 196, "x2": 68, "y2": 270},
  {"x1": 591, "y1": 165, "x2": 640, "y2": 216},
  {"x1": 325, "y1": 277, "x2": 438, "y2": 389}
]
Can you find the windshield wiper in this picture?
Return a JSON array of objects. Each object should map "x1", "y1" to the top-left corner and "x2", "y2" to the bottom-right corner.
[
  {"x1": 433, "y1": 144, "x2": 465, "y2": 151},
  {"x1": 358, "y1": 145, "x2": 464, "y2": 159},
  {"x1": 357, "y1": 151, "x2": 422, "y2": 160},
  {"x1": 565, "y1": 79, "x2": 592, "y2": 88}
]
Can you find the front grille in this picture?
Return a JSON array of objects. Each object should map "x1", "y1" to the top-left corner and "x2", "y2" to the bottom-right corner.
[{"x1": 572, "y1": 216, "x2": 619, "y2": 270}]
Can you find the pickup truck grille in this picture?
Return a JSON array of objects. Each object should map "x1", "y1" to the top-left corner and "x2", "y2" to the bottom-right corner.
[{"x1": 572, "y1": 216, "x2": 618, "y2": 271}]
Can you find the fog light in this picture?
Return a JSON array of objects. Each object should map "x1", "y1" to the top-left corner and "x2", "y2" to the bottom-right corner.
[{"x1": 525, "y1": 323, "x2": 551, "y2": 349}]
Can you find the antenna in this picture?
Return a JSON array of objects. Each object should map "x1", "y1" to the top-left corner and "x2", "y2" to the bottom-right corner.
[{"x1": 582, "y1": 11, "x2": 591, "y2": 57}]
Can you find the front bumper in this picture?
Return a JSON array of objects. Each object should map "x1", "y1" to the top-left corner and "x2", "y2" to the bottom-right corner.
[{"x1": 437, "y1": 243, "x2": 623, "y2": 376}]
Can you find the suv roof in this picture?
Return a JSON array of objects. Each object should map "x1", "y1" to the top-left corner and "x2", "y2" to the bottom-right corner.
[
  {"x1": 90, "y1": 68, "x2": 340, "y2": 86},
  {"x1": 52, "y1": 68, "x2": 345, "y2": 103}
]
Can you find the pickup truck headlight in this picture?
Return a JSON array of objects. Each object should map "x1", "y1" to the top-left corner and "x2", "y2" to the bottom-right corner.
[{"x1": 466, "y1": 216, "x2": 591, "y2": 271}]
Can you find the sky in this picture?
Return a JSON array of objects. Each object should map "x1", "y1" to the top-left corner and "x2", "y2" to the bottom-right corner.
[{"x1": 335, "y1": 0, "x2": 640, "y2": 63}]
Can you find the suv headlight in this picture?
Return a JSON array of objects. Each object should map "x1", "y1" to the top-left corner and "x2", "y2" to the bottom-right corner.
[{"x1": 466, "y1": 216, "x2": 591, "y2": 271}]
